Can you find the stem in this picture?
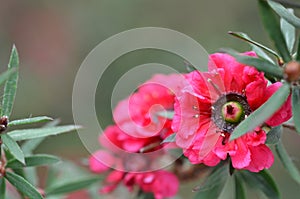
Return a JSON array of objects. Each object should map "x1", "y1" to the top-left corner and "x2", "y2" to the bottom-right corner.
[{"x1": 283, "y1": 123, "x2": 296, "y2": 131}]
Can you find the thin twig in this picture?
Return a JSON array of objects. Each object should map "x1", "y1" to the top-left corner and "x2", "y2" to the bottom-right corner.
[{"x1": 283, "y1": 123, "x2": 296, "y2": 131}]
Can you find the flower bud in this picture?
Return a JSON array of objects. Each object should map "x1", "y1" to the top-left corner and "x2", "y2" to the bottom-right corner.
[{"x1": 284, "y1": 61, "x2": 300, "y2": 82}]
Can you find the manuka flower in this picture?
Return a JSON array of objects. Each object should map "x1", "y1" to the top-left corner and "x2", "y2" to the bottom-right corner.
[
  {"x1": 113, "y1": 74, "x2": 185, "y2": 138},
  {"x1": 89, "y1": 125, "x2": 179, "y2": 199},
  {"x1": 172, "y1": 52, "x2": 292, "y2": 172}
]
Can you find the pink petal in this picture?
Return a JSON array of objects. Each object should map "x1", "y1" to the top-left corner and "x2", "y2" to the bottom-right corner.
[
  {"x1": 230, "y1": 139, "x2": 251, "y2": 169},
  {"x1": 245, "y1": 79, "x2": 267, "y2": 110},
  {"x1": 264, "y1": 82, "x2": 292, "y2": 126},
  {"x1": 245, "y1": 145, "x2": 274, "y2": 172},
  {"x1": 89, "y1": 150, "x2": 115, "y2": 173}
]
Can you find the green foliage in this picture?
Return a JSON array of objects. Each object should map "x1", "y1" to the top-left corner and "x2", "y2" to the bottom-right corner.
[
  {"x1": 280, "y1": 12, "x2": 296, "y2": 54},
  {"x1": 240, "y1": 170, "x2": 280, "y2": 199},
  {"x1": 258, "y1": 0, "x2": 291, "y2": 62},
  {"x1": 5, "y1": 171, "x2": 43, "y2": 199},
  {"x1": 266, "y1": 125, "x2": 282, "y2": 144},
  {"x1": 8, "y1": 116, "x2": 53, "y2": 127},
  {"x1": 230, "y1": 83, "x2": 290, "y2": 141},
  {"x1": 156, "y1": 110, "x2": 174, "y2": 119},
  {"x1": 268, "y1": 0, "x2": 300, "y2": 28},
  {"x1": 225, "y1": 49, "x2": 283, "y2": 79},
  {"x1": 234, "y1": 174, "x2": 246, "y2": 199},
  {"x1": 193, "y1": 163, "x2": 228, "y2": 199},
  {"x1": 46, "y1": 177, "x2": 101, "y2": 196},
  {"x1": 292, "y1": 87, "x2": 300, "y2": 133},
  {"x1": 1, "y1": 134, "x2": 25, "y2": 164},
  {"x1": 0, "y1": 45, "x2": 94, "y2": 199},
  {"x1": 161, "y1": 133, "x2": 176, "y2": 144},
  {"x1": 228, "y1": 31, "x2": 279, "y2": 63},
  {"x1": 1, "y1": 45, "x2": 19, "y2": 117},
  {"x1": 275, "y1": 141, "x2": 300, "y2": 184},
  {"x1": 0, "y1": 178, "x2": 5, "y2": 199},
  {"x1": 0, "y1": 68, "x2": 17, "y2": 87},
  {"x1": 8, "y1": 125, "x2": 81, "y2": 141},
  {"x1": 6, "y1": 154, "x2": 60, "y2": 169}
]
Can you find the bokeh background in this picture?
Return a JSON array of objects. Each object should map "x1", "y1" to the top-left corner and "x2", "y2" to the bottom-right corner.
[{"x1": 0, "y1": 0, "x2": 299, "y2": 198}]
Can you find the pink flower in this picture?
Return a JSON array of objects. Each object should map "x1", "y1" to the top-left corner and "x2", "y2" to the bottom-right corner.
[
  {"x1": 125, "y1": 171, "x2": 179, "y2": 199},
  {"x1": 89, "y1": 125, "x2": 179, "y2": 198},
  {"x1": 114, "y1": 74, "x2": 185, "y2": 138},
  {"x1": 172, "y1": 52, "x2": 292, "y2": 172}
]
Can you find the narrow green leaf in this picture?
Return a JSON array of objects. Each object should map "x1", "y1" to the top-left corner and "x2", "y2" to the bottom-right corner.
[
  {"x1": 8, "y1": 116, "x2": 53, "y2": 127},
  {"x1": 22, "y1": 138, "x2": 46, "y2": 155},
  {"x1": 280, "y1": 10, "x2": 296, "y2": 53},
  {"x1": 275, "y1": 141, "x2": 300, "y2": 184},
  {"x1": 8, "y1": 125, "x2": 81, "y2": 141},
  {"x1": 5, "y1": 171, "x2": 43, "y2": 199},
  {"x1": 22, "y1": 119, "x2": 60, "y2": 155},
  {"x1": 1, "y1": 45, "x2": 19, "y2": 117},
  {"x1": 193, "y1": 163, "x2": 228, "y2": 193},
  {"x1": 234, "y1": 175, "x2": 246, "y2": 199},
  {"x1": 292, "y1": 87, "x2": 300, "y2": 133},
  {"x1": 156, "y1": 110, "x2": 174, "y2": 119},
  {"x1": 271, "y1": 0, "x2": 300, "y2": 8},
  {"x1": 1, "y1": 134, "x2": 25, "y2": 164},
  {"x1": 240, "y1": 170, "x2": 279, "y2": 199},
  {"x1": 258, "y1": 0, "x2": 291, "y2": 62},
  {"x1": 228, "y1": 31, "x2": 278, "y2": 63},
  {"x1": 46, "y1": 176, "x2": 100, "y2": 196},
  {"x1": 297, "y1": 37, "x2": 300, "y2": 61},
  {"x1": 230, "y1": 83, "x2": 290, "y2": 141},
  {"x1": 6, "y1": 154, "x2": 60, "y2": 169},
  {"x1": 0, "y1": 178, "x2": 6, "y2": 199},
  {"x1": 233, "y1": 54, "x2": 283, "y2": 79},
  {"x1": 161, "y1": 133, "x2": 176, "y2": 144},
  {"x1": 266, "y1": 125, "x2": 282, "y2": 144},
  {"x1": 0, "y1": 68, "x2": 17, "y2": 87},
  {"x1": 268, "y1": 0, "x2": 300, "y2": 28}
]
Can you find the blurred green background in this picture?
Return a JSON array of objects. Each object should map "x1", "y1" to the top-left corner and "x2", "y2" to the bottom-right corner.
[{"x1": 0, "y1": 0, "x2": 299, "y2": 198}]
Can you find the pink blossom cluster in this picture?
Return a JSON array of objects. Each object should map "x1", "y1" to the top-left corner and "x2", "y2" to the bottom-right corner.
[{"x1": 89, "y1": 52, "x2": 292, "y2": 198}]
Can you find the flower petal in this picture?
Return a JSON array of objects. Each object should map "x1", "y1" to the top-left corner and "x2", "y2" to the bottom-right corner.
[{"x1": 264, "y1": 82, "x2": 292, "y2": 126}]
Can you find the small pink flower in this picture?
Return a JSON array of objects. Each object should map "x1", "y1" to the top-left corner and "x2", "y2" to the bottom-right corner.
[
  {"x1": 89, "y1": 125, "x2": 179, "y2": 198},
  {"x1": 172, "y1": 52, "x2": 292, "y2": 172},
  {"x1": 114, "y1": 74, "x2": 185, "y2": 138}
]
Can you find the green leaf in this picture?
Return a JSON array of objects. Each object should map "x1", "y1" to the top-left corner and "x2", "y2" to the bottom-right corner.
[
  {"x1": 22, "y1": 119, "x2": 60, "y2": 155},
  {"x1": 8, "y1": 125, "x2": 81, "y2": 141},
  {"x1": 228, "y1": 31, "x2": 278, "y2": 63},
  {"x1": 1, "y1": 134, "x2": 25, "y2": 164},
  {"x1": 0, "y1": 178, "x2": 6, "y2": 199},
  {"x1": 5, "y1": 171, "x2": 43, "y2": 199},
  {"x1": 232, "y1": 53, "x2": 283, "y2": 79},
  {"x1": 258, "y1": 0, "x2": 291, "y2": 63},
  {"x1": 156, "y1": 110, "x2": 174, "y2": 119},
  {"x1": 0, "y1": 68, "x2": 17, "y2": 87},
  {"x1": 193, "y1": 163, "x2": 228, "y2": 198},
  {"x1": 268, "y1": 0, "x2": 300, "y2": 28},
  {"x1": 1, "y1": 45, "x2": 19, "y2": 117},
  {"x1": 280, "y1": 10, "x2": 296, "y2": 53},
  {"x1": 230, "y1": 83, "x2": 290, "y2": 141},
  {"x1": 161, "y1": 133, "x2": 176, "y2": 144},
  {"x1": 234, "y1": 175, "x2": 246, "y2": 199},
  {"x1": 275, "y1": 141, "x2": 300, "y2": 184},
  {"x1": 266, "y1": 125, "x2": 282, "y2": 144},
  {"x1": 8, "y1": 116, "x2": 53, "y2": 127},
  {"x1": 6, "y1": 154, "x2": 60, "y2": 169},
  {"x1": 22, "y1": 138, "x2": 47, "y2": 155},
  {"x1": 240, "y1": 170, "x2": 279, "y2": 199},
  {"x1": 46, "y1": 176, "x2": 101, "y2": 196},
  {"x1": 292, "y1": 87, "x2": 300, "y2": 133}
]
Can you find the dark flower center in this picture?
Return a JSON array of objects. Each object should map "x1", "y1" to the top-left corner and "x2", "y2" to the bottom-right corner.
[{"x1": 212, "y1": 92, "x2": 251, "y2": 133}]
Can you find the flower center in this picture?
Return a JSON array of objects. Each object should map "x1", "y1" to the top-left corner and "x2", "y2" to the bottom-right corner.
[
  {"x1": 212, "y1": 92, "x2": 251, "y2": 133},
  {"x1": 221, "y1": 101, "x2": 244, "y2": 123}
]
